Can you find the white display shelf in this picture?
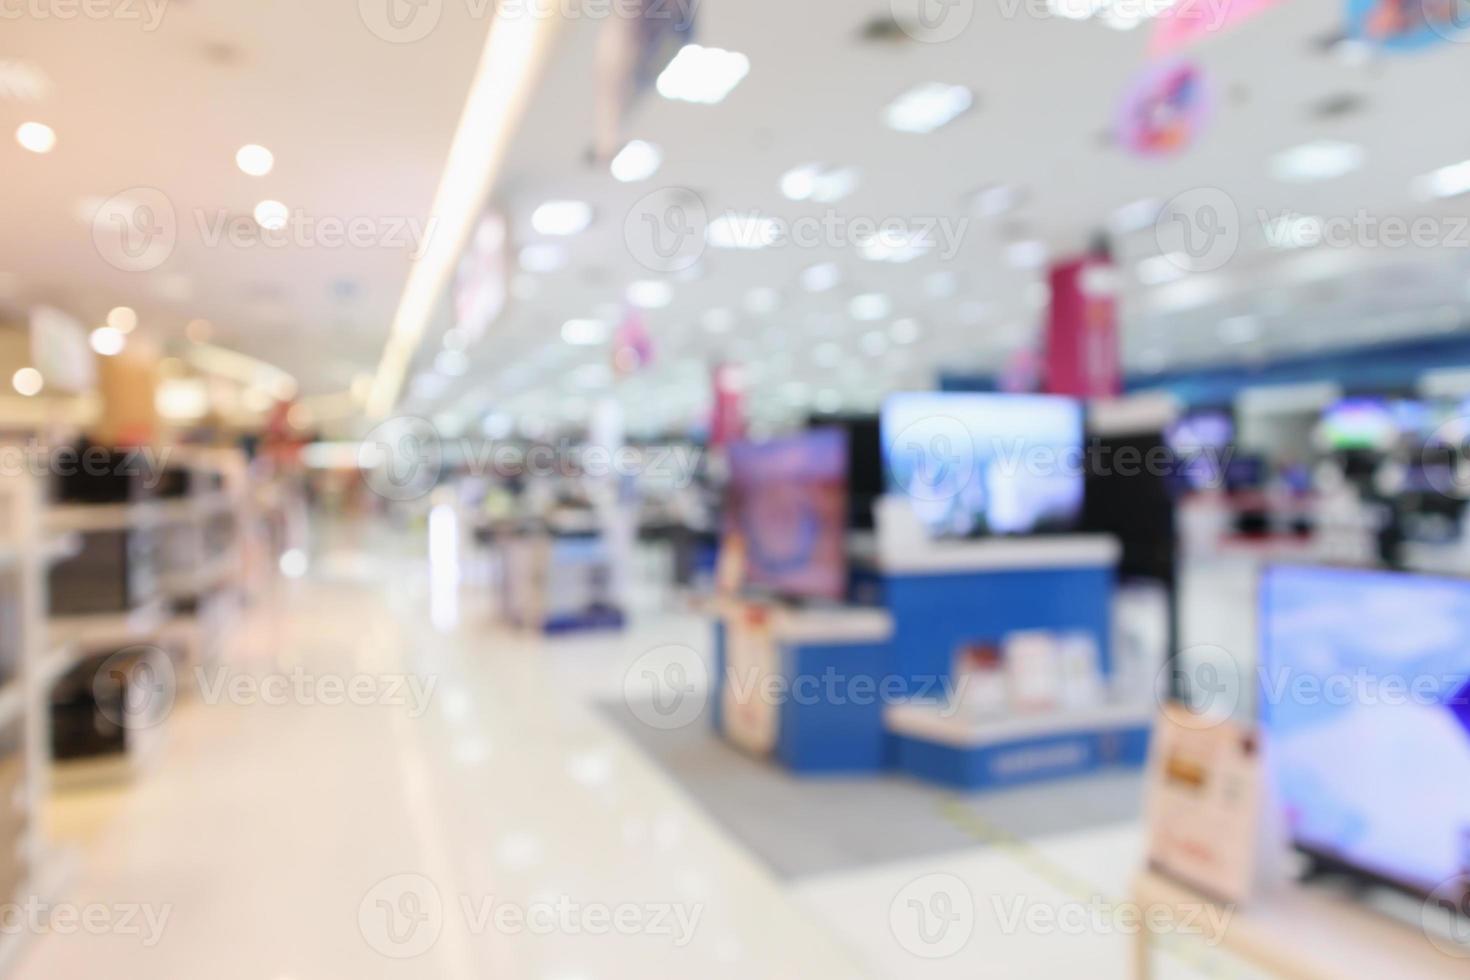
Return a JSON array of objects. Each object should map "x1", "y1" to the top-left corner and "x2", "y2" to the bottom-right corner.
[
  {"x1": 769, "y1": 606, "x2": 894, "y2": 645},
  {"x1": 885, "y1": 700, "x2": 1155, "y2": 748},
  {"x1": 1132, "y1": 868, "x2": 1467, "y2": 979}
]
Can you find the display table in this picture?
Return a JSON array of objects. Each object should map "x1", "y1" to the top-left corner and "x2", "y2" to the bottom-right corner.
[
  {"x1": 1131, "y1": 869, "x2": 1467, "y2": 980},
  {"x1": 714, "y1": 603, "x2": 894, "y2": 773},
  {"x1": 886, "y1": 700, "x2": 1153, "y2": 789}
]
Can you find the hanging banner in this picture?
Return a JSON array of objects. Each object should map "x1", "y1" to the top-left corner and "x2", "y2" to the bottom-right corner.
[
  {"x1": 709, "y1": 362, "x2": 745, "y2": 448},
  {"x1": 1044, "y1": 256, "x2": 1121, "y2": 399},
  {"x1": 1345, "y1": 0, "x2": 1470, "y2": 51},
  {"x1": 1115, "y1": 58, "x2": 1211, "y2": 158},
  {"x1": 593, "y1": 0, "x2": 698, "y2": 161},
  {"x1": 1151, "y1": 0, "x2": 1287, "y2": 56}
]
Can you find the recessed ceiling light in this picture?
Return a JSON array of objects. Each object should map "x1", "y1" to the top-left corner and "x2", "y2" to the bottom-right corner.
[
  {"x1": 1108, "y1": 198, "x2": 1162, "y2": 236},
  {"x1": 890, "y1": 318, "x2": 922, "y2": 344},
  {"x1": 971, "y1": 183, "x2": 1023, "y2": 218},
  {"x1": 1270, "y1": 140, "x2": 1364, "y2": 183},
  {"x1": 1005, "y1": 239, "x2": 1049, "y2": 269},
  {"x1": 518, "y1": 244, "x2": 566, "y2": 273},
  {"x1": 744, "y1": 287, "x2": 781, "y2": 314},
  {"x1": 561, "y1": 318, "x2": 609, "y2": 345},
  {"x1": 779, "y1": 164, "x2": 859, "y2": 203},
  {"x1": 89, "y1": 326, "x2": 126, "y2": 356},
  {"x1": 884, "y1": 83, "x2": 973, "y2": 134},
  {"x1": 531, "y1": 200, "x2": 593, "y2": 236},
  {"x1": 253, "y1": 199, "x2": 289, "y2": 231},
  {"x1": 627, "y1": 279, "x2": 673, "y2": 309},
  {"x1": 707, "y1": 212, "x2": 779, "y2": 250},
  {"x1": 1261, "y1": 212, "x2": 1323, "y2": 250},
  {"x1": 926, "y1": 269, "x2": 959, "y2": 298},
  {"x1": 236, "y1": 144, "x2": 274, "y2": 177},
  {"x1": 610, "y1": 139, "x2": 662, "y2": 183},
  {"x1": 11, "y1": 367, "x2": 42, "y2": 397},
  {"x1": 800, "y1": 262, "x2": 842, "y2": 292},
  {"x1": 656, "y1": 44, "x2": 750, "y2": 105},
  {"x1": 106, "y1": 306, "x2": 138, "y2": 333},
  {"x1": 850, "y1": 293, "x2": 892, "y2": 321},
  {"x1": 813, "y1": 343, "x2": 842, "y2": 367},
  {"x1": 435, "y1": 350, "x2": 469, "y2": 376},
  {"x1": 1414, "y1": 159, "x2": 1470, "y2": 200},
  {"x1": 1137, "y1": 253, "x2": 1190, "y2": 285},
  {"x1": 860, "y1": 230, "x2": 932, "y2": 263},
  {"x1": 860, "y1": 331, "x2": 889, "y2": 356},
  {"x1": 15, "y1": 121, "x2": 55, "y2": 154}
]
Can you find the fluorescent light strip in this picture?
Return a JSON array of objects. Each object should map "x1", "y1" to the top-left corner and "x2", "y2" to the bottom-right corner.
[{"x1": 367, "y1": 10, "x2": 562, "y2": 419}]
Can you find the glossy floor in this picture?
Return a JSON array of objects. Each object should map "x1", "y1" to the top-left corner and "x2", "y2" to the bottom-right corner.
[{"x1": 15, "y1": 536, "x2": 1243, "y2": 978}]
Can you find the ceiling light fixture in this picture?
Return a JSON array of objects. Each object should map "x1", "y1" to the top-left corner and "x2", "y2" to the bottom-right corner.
[
  {"x1": 707, "y1": 212, "x2": 779, "y2": 250},
  {"x1": 15, "y1": 121, "x2": 55, "y2": 154},
  {"x1": 884, "y1": 83, "x2": 973, "y2": 134},
  {"x1": 1414, "y1": 159, "x2": 1470, "y2": 200},
  {"x1": 800, "y1": 262, "x2": 842, "y2": 292},
  {"x1": 518, "y1": 244, "x2": 566, "y2": 273},
  {"x1": 610, "y1": 139, "x2": 662, "y2": 182},
  {"x1": 11, "y1": 368, "x2": 42, "y2": 397},
  {"x1": 106, "y1": 306, "x2": 138, "y2": 333},
  {"x1": 367, "y1": 6, "x2": 560, "y2": 418},
  {"x1": 561, "y1": 318, "x2": 609, "y2": 345},
  {"x1": 1108, "y1": 197, "x2": 1163, "y2": 236},
  {"x1": 1270, "y1": 140, "x2": 1364, "y2": 183},
  {"x1": 253, "y1": 199, "x2": 289, "y2": 231},
  {"x1": 627, "y1": 279, "x2": 673, "y2": 309},
  {"x1": 779, "y1": 163, "x2": 859, "y2": 203},
  {"x1": 89, "y1": 326, "x2": 126, "y2": 356},
  {"x1": 850, "y1": 293, "x2": 892, "y2": 321},
  {"x1": 656, "y1": 44, "x2": 750, "y2": 105},
  {"x1": 236, "y1": 144, "x2": 274, "y2": 177},
  {"x1": 531, "y1": 200, "x2": 593, "y2": 236}
]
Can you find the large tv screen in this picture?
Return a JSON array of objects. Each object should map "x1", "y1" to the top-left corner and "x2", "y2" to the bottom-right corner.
[
  {"x1": 880, "y1": 393, "x2": 1084, "y2": 538},
  {"x1": 725, "y1": 428, "x2": 848, "y2": 601},
  {"x1": 1260, "y1": 564, "x2": 1470, "y2": 898}
]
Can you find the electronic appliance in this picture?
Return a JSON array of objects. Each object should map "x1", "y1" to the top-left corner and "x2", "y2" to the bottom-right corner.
[{"x1": 880, "y1": 393, "x2": 1084, "y2": 538}]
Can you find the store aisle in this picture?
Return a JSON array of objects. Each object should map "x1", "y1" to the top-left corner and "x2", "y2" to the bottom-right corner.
[{"x1": 14, "y1": 543, "x2": 868, "y2": 979}]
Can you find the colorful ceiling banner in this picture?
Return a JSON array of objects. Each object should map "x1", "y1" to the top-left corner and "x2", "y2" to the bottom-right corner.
[
  {"x1": 1345, "y1": 0, "x2": 1470, "y2": 51},
  {"x1": 1150, "y1": 0, "x2": 1288, "y2": 56},
  {"x1": 1115, "y1": 58, "x2": 1211, "y2": 158},
  {"x1": 593, "y1": 0, "x2": 698, "y2": 161}
]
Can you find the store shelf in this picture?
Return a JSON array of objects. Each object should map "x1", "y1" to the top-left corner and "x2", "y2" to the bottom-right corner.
[
  {"x1": 45, "y1": 502, "x2": 163, "y2": 534},
  {"x1": 49, "y1": 597, "x2": 167, "y2": 649},
  {"x1": 35, "y1": 643, "x2": 81, "y2": 690}
]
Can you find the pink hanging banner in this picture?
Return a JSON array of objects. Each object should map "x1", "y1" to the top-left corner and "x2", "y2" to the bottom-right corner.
[
  {"x1": 1150, "y1": 0, "x2": 1287, "y2": 56},
  {"x1": 1043, "y1": 256, "x2": 1121, "y2": 399},
  {"x1": 709, "y1": 362, "x2": 746, "y2": 448}
]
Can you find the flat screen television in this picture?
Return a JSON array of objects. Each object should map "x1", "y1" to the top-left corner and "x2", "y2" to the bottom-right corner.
[
  {"x1": 1260, "y1": 564, "x2": 1470, "y2": 900},
  {"x1": 725, "y1": 428, "x2": 848, "y2": 601},
  {"x1": 1164, "y1": 409, "x2": 1233, "y2": 492},
  {"x1": 880, "y1": 393, "x2": 1084, "y2": 538},
  {"x1": 1321, "y1": 398, "x2": 1398, "y2": 451}
]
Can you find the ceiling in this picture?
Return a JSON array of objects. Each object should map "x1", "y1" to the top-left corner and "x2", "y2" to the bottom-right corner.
[
  {"x1": 6, "y1": 2, "x2": 1470, "y2": 431},
  {"x1": 409, "y1": 0, "x2": 1470, "y2": 437},
  {"x1": 0, "y1": 0, "x2": 492, "y2": 395}
]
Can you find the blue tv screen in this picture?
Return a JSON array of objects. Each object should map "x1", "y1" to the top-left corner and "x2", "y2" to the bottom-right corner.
[
  {"x1": 1260, "y1": 564, "x2": 1470, "y2": 897},
  {"x1": 880, "y1": 393, "x2": 1084, "y2": 538}
]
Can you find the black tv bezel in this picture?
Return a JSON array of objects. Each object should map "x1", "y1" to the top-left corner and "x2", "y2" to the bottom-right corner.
[{"x1": 1258, "y1": 561, "x2": 1470, "y2": 905}]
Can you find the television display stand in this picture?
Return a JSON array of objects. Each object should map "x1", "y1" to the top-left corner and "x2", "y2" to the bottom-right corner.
[{"x1": 1131, "y1": 868, "x2": 1467, "y2": 979}]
